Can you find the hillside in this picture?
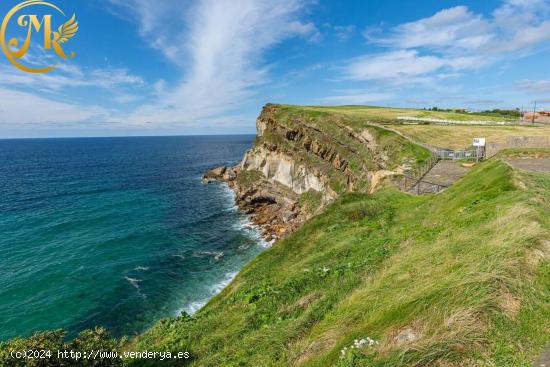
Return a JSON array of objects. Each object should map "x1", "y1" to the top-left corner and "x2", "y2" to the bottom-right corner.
[
  {"x1": 1, "y1": 105, "x2": 548, "y2": 367},
  {"x1": 127, "y1": 148, "x2": 550, "y2": 366},
  {"x1": 129, "y1": 108, "x2": 550, "y2": 366}
]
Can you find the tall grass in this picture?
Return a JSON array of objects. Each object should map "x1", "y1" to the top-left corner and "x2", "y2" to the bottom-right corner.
[{"x1": 128, "y1": 154, "x2": 550, "y2": 366}]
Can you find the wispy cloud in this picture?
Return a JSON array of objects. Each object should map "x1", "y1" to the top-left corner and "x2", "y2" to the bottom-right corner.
[
  {"x1": 346, "y1": 0, "x2": 550, "y2": 84},
  {"x1": 109, "y1": 0, "x2": 317, "y2": 125},
  {"x1": 0, "y1": 87, "x2": 108, "y2": 124},
  {"x1": 366, "y1": 6, "x2": 492, "y2": 51},
  {"x1": 517, "y1": 79, "x2": 550, "y2": 93},
  {"x1": 0, "y1": 65, "x2": 144, "y2": 92},
  {"x1": 333, "y1": 25, "x2": 356, "y2": 41},
  {"x1": 320, "y1": 90, "x2": 393, "y2": 105},
  {"x1": 343, "y1": 50, "x2": 445, "y2": 81}
]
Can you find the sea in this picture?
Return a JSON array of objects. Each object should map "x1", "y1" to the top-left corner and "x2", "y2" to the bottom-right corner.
[{"x1": 0, "y1": 135, "x2": 266, "y2": 340}]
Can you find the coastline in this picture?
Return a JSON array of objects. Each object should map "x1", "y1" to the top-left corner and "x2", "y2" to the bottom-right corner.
[{"x1": 177, "y1": 180, "x2": 272, "y2": 317}]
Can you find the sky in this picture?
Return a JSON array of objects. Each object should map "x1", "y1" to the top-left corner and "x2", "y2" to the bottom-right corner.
[{"x1": 0, "y1": 0, "x2": 549, "y2": 138}]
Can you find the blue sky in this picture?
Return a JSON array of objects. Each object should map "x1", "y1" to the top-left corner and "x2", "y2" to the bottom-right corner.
[{"x1": 0, "y1": 0, "x2": 549, "y2": 138}]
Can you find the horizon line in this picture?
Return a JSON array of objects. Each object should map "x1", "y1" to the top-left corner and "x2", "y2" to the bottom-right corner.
[{"x1": 0, "y1": 132, "x2": 257, "y2": 141}]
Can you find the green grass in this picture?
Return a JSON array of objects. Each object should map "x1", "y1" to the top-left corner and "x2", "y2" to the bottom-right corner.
[
  {"x1": 125, "y1": 152, "x2": 550, "y2": 366},
  {"x1": 389, "y1": 124, "x2": 550, "y2": 150},
  {"x1": 285, "y1": 105, "x2": 515, "y2": 123},
  {"x1": 236, "y1": 169, "x2": 264, "y2": 186},
  {"x1": 299, "y1": 190, "x2": 324, "y2": 213}
]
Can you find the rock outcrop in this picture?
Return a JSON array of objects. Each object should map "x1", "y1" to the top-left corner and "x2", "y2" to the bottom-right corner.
[{"x1": 203, "y1": 104, "x2": 426, "y2": 240}]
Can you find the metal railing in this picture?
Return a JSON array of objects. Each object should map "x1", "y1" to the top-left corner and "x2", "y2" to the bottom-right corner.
[
  {"x1": 436, "y1": 149, "x2": 482, "y2": 161},
  {"x1": 402, "y1": 175, "x2": 448, "y2": 194}
]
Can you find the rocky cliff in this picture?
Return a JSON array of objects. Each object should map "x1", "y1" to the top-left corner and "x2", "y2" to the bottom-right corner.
[{"x1": 204, "y1": 104, "x2": 430, "y2": 240}]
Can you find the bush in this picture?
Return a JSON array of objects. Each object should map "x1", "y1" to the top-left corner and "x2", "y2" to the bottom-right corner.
[{"x1": 0, "y1": 328, "x2": 122, "y2": 366}]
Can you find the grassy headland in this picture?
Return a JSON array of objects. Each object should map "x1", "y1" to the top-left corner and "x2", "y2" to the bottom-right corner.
[
  {"x1": 127, "y1": 150, "x2": 549, "y2": 366},
  {"x1": 1, "y1": 105, "x2": 548, "y2": 367}
]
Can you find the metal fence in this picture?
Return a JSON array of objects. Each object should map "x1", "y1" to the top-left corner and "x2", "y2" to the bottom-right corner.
[
  {"x1": 402, "y1": 176, "x2": 447, "y2": 194},
  {"x1": 437, "y1": 149, "x2": 481, "y2": 161}
]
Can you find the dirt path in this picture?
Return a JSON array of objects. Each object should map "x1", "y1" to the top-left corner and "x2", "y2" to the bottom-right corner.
[
  {"x1": 404, "y1": 161, "x2": 470, "y2": 195},
  {"x1": 534, "y1": 345, "x2": 550, "y2": 367},
  {"x1": 506, "y1": 159, "x2": 550, "y2": 172},
  {"x1": 422, "y1": 161, "x2": 470, "y2": 187}
]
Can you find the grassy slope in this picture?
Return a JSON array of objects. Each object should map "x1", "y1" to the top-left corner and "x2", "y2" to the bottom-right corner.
[
  {"x1": 129, "y1": 151, "x2": 549, "y2": 366},
  {"x1": 389, "y1": 124, "x2": 550, "y2": 150}
]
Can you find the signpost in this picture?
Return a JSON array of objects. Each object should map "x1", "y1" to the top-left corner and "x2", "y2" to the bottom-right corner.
[{"x1": 473, "y1": 138, "x2": 486, "y2": 161}]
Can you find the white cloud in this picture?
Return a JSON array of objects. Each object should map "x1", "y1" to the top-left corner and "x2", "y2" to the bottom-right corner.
[
  {"x1": 517, "y1": 79, "x2": 550, "y2": 92},
  {"x1": 0, "y1": 0, "x2": 317, "y2": 132},
  {"x1": 0, "y1": 64, "x2": 144, "y2": 92},
  {"x1": 343, "y1": 50, "x2": 445, "y2": 80},
  {"x1": 320, "y1": 90, "x2": 393, "y2": 104},
  {"x1": 108, "y1": 0, "x2": 317, "y2": 124},
  {"x1": 0, "y1": 87, "x2": 108, "y2": 124},
  {"x1": 368, "y1": 6, "x2": 492, "y2": 51},
  {"x1": 333, "y1": 25, "x2": 356, "y2": 41},
  {"x1": 349, "y1": 0, "x2": 550, "y2": 85}
]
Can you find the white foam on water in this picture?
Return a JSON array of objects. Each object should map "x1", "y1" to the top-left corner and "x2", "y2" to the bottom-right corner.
[
  {"x1": 220, "y1": 183, "x2": 238, "y2": 212},
  {"x1": 177, "y1": 271, "x2": 238, "y2": 316},
  {"x1": 174, "y1": 181, "x2": 271, "y2": 317},
  {"x1": 125, "y1": 276, "x2": 142, "y2": 289},
  {"x1": 195, "y1": 250, "x2": 225, "y2": 261},
  {"x1": 125, "y1": 276, "x2": 146, "y2": 299}
]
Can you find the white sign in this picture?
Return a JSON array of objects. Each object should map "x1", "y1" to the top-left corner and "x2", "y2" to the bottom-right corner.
[{"x1": 473, "y1": 138, "x2": 486, "y2": 147}]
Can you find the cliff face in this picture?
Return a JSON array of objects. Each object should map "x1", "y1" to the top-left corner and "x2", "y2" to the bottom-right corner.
[{"x1": 204, "y1": 104, "x2": 430, "y2": 240}]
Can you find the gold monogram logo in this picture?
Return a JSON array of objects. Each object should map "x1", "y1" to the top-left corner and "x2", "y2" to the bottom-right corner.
[{"x1": 1, "y1": 0, "x2": 78, "y2": 73}]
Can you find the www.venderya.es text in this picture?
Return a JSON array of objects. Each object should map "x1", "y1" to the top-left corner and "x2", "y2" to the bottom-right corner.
[{"x1": 10, "y1": 349, "x2": 190, "y2": 361}]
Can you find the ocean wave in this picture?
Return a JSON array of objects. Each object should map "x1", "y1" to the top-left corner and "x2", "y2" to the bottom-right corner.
[
  {"x1": 125, "y1": 276, "x2": 146, "y2": 299},
  {"x1": 124, "y1": 276, "x2": 142, "y2": 290},
  {"x1": 219, "y1": 184, "x2": 238, "y2": 212},
  {"x1": 195, "y1": 250, "x2": 225, "y2": 261},
  {"x1": 177, "y1": 271, "x2": 238, "y2": 316},
  {"x1": 173, "y1": 182, "x2": 270, "y2": 318},
  {"x1": 233, "y1": 216, "x2": 272, "y2": 248}
]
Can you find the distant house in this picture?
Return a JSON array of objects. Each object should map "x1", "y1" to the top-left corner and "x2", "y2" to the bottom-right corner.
[
  {"x1": 523, "y1": 111, "x2": 550, "y2": 122},
  {"x1": 523, "y1": 112, "x2": 540, "y2": 121}
]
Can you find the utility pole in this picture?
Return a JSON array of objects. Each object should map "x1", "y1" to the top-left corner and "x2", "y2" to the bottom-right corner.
[
  {"x1": 521, "y1": 105, "x2": 523, "y2": 123},
  {"x1": 532, "y1": 101, "x2": 537, "y2": 125}
]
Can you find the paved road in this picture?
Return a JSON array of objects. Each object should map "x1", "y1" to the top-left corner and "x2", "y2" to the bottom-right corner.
[{"x1": 506, "y1": 159, "x2": 550, "y2": 172}]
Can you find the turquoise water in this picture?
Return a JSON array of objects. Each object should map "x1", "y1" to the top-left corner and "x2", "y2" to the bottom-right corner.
[{"x1": 0, "y1": 136, "x2": 264, "y2": 340}]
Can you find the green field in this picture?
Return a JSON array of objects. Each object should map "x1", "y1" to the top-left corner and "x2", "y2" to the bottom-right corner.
[
  {"x1": 390, "y1": 124, "x2": 550, "y2": 150},
  {"x1": 292, "y1": 105, "x2": 517, "y2": 123},
  {"x1": 280, "y1": 104, "x2": 550, "y2": 150}
]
